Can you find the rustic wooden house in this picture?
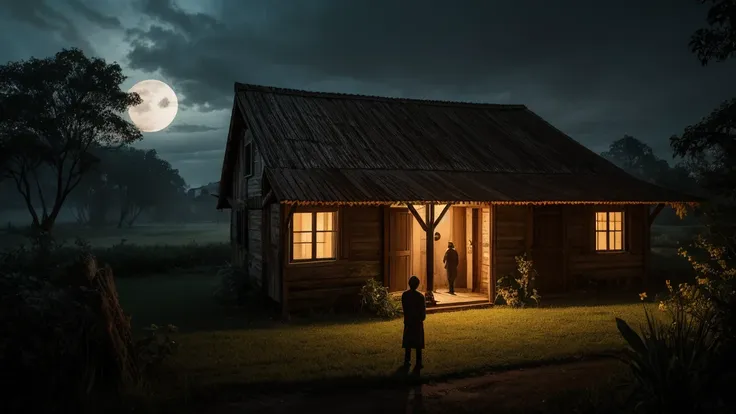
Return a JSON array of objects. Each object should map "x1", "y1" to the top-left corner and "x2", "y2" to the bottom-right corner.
[{"x1": 217, "y1": 83, "x2": 697, "y2": 314}]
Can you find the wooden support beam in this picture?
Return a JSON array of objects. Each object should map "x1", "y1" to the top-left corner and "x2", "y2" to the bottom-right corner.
[
  {"x1": 279, "y1": 203, "x2": 297, "y2": 320},
  {"x1": 425, "y1": 204, "x2": 437, "y2": 305},
  {"x1": 433, "y1": 203, "x2": 452, "y2": 227},
  {"x1": 648, "y1": 203, "x2": 666, "y2": 226},
  {"x1": 406, "y1": 203, "x2": 428, "y2": 232}
]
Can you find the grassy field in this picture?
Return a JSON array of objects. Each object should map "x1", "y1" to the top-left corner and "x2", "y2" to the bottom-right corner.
[
  {"x1": 0, "y1": 222, "x2": 230, "y2": 248},
  {"x1": 116, "y1": 273, "x2": 651, "y2": 397}
]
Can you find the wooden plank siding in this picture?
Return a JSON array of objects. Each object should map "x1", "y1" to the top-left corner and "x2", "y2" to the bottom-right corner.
[
  {"x1": 492, "y1": 204, "x2": 650, "y2": 295},
  {"x1": 283, "y1": 206, "x2": 383, "y2": 312}
]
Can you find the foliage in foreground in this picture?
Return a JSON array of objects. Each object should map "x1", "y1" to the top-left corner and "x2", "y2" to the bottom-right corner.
[
  {"x1": 494, "y1": 253, "x2": 541, "y2": 308},
  {"x1": 359, "y1": 278, "x2": 402, "y2": 319},
  {"x1": 0, "y1": 240, "x2": 179, "y2": 413},
  {"x1": 616, "y1": 235, "x2": 735, "y2": 413}
]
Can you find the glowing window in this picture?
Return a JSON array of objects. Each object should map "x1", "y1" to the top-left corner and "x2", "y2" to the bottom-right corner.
[
  {"x1": 291, "y1": 211, "x2": 337, "y2": 262},
  {"x1": 595, "y1": 211, "x2": 624, "y2": 252}
]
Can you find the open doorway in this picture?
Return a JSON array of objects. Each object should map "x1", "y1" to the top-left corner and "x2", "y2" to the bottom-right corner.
[{"x1": 388, "y1": 205, "x2": 491, "y2": 302}]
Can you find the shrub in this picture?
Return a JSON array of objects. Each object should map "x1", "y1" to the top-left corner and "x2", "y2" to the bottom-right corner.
[
  {"x1": 135, "y1": 323, "x2": 179, "y2": 373},
  {"x1": 212, "y1": 262, "x2": 252, "y2": 306},
  {"x1": 0, "y1": 239, "x2": 180, "y2": 413},
  {"x1": 494, "y1": 253, "x2": 541, "y2": 308},
  {"x1": 359, "y1": 278, "x2": 401, "y2": 319},
  {"x1": 94, "y1": 240, "x2": 231, "y2": 277},
  {"x1": 616, "y1": 305, "x2": 726, "y2": 413},
  {"x1": 618, "y1": 233, "x2": 736, "y2": 413},
  {"x1": 3, "y1": 234, "x2": 231, "y2": 278}
]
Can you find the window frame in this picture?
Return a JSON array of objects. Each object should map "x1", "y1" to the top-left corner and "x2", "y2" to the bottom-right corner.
[
  {"x1": 289, "y1": 208, "x2": 339, "y2": 263},
  {"x1": 243, "y1": 142, "x2": 254, "y2": 178},
  {"x1": 594, "y1": 210, "x2": 626, "y2": 253}
]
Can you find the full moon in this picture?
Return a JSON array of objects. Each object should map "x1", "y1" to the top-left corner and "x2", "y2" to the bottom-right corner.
[{"x1": 128, "y1": 80, "x2": 178, "y2": 133}]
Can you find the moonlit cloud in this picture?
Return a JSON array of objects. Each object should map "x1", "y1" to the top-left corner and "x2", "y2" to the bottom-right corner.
[{"x1": 1, "y1": 0, "x2": 735, "y2": 187}]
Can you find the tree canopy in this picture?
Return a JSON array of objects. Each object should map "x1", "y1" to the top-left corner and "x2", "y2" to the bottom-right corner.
[
  {"x1": 0, "y1": 48, "x2": 142, "y2": 231},
  {"x1": 70, "y1": 146, "x2": 187, "y2": 227},
  {"x1": 690, "y1": 0, "x2": 736, "y2": 65}
]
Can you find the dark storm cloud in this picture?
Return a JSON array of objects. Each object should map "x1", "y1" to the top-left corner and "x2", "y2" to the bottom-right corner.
[
  {"x1": 159, "y1": 97, "x2": 170, "y2": 108},
  {"x1": 166, "y1": 123, "x2": 221, "y2": 133},
  {"x1": 0, "y1": 0, "x2": 94, "y2": 51},
  {"x1": 66, "y1": 0, "x2": 121, "y2": 29},
  {"x1": 124, "y1": 0, "x2": 736, "y2": 156}
]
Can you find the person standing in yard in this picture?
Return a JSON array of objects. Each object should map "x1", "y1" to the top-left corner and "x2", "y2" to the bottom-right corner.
[
  {"x1": 443, "y1": 241, "x2": 459, "y2": 295},
  {"x1": 402, "y1": 276, "x2": 426, "y2": 370}
]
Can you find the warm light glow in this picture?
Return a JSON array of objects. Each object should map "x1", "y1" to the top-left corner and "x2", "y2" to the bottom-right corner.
[
  {"x1": 595, "y1": 211, "x2": 623, "y2": 251},
  {"x1": 292, "y1": 211, "x2": 337, "y2": 261},
  {"x1": 127, "y1": 79, "x2": 178, "y2": 132}
]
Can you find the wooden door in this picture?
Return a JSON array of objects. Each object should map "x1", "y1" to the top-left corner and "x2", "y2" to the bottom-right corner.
[
  {"x1": 389, "y1": 209, "x2": 412, "y2": 292},
  {"x1": 452, "y1": 207, "x2": 467, "y2": 289},
  {"x1": 532, "y1": 206, "x2": 565, "y2": 293}
]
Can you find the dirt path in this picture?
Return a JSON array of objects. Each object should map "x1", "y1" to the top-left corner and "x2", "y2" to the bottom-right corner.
[{"x1": 206, "y1": 357, "x2": 627, "y2": 414}]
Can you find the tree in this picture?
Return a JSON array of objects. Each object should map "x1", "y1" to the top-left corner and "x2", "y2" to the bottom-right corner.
[
  {"x1": 0, "y1": 48, "x2": 142, "y2": 232},
  {"x1": 67, "y1": 146, "x2": 187, "y2": 227},
  {"x1": 690, "y1": 0, "x2": 736, "y2": 65},
  {"x1": 671, "y1": 0, "x2": 736, "y2": 251},
  {"x1": 601, "y1": 135, "x2": 662, "y2": 180},
  {"x1": 110, "y1": 148, "x2": 186, "y2": 228}
]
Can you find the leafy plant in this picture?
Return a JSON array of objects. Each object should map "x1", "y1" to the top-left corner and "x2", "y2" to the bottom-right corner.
[
  {"x1": 135, "y1": 324, "x2": 179, "y2": 372},
  {"x1": 359, "y1": 278, "x2": 401, "y2": 319},
  {"x1": 615, "y1": 304, "x2": 725, "y2": 413},
  {"x1": 212, "y1": 262, "x2": 252, "y2": 306},
  {"x1": 494, "y1": 253, "x2": 541, "y2": 308}
]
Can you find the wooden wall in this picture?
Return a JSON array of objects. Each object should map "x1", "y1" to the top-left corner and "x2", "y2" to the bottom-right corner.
[
  {"x1": 230, "y1": 126, "x2": 247, "y2": 268},
  {"x1": 494, "y1": 205, "x2": 529, "y2": 281},
  {"x1": 491, "y1": 204, "x2": 650, "y2": 295},
  {"x1": 565, "y1": 204, "x2": 649, "y2": 287},
  {"x1": 283, "y1": 206, "x2": 384, "y2": 312}
]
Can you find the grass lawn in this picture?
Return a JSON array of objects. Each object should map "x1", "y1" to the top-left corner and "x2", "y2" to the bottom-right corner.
[{"x1": 116, "y1": 274, "x2": 652, "y2": 397}]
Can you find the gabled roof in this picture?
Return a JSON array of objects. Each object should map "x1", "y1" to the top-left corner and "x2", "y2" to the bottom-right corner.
[{"x1": 218, "y1": 83, "x2": 700, "y2": 208}]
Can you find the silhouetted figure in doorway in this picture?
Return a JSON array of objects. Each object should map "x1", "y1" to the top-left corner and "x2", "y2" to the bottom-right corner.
[
  {"x1": 443, "y1": 241, "x2": 459, "y2": 294},
  {"x1": 402, "y1": 276, "x2": 426, "y2": 370}
]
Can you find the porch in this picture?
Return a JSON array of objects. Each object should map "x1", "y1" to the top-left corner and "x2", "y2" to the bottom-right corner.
[{"x1": 385, "y1": 203, "x2": 494, "y2": 307}]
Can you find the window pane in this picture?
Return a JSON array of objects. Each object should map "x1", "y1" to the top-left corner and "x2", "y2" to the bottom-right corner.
[
  {"x1": 596, "y1": 218, "x2": 608, "y2": 231},
  {"x1": 293, "y1": 231, "x2": 312, "y2": 243},
  {"x1": 611, "y1": 212, "x2": 623, "y2": 223},
  {"x1": 596, "y1": 231, "x2": 608, "y2": 250},
  {"x1": 316, "y1": 212, "x2": 334, "y2": 231},
  {"x1": 596, "y1": 212, "x2": 607, "y2": 222},
  {"x1": 613, "y1": 219, "x2": 622, "y2": 231},
  {"x1": 293, "y1": 212, "x2": 312, "y2": 232},
  {"x1": 316, "y1": 231, "x2": 336, "y2": 259},
  {"x1": 613, "y1": 231, "x2": 623, "y2": 250},
  {"x1": 293, "y1": 242, "x2": 313, "y2": 260},
  {"x1": 609, "y1": 232, "x2": 616, "y2": 251}
]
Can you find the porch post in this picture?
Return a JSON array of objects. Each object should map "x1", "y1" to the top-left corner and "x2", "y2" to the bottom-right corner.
[{"x1": 425, "y1": 203, "x2": 436, "y2": 305}]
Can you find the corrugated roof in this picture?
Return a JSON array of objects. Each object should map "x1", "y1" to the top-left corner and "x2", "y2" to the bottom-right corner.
[{"x1": 218, "y1": 83, "x2": 700, "y2": 207}]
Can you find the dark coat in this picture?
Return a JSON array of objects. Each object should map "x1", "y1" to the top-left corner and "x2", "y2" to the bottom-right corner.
[
  {"x1": 401, "y1": 289, "x2": 426, "y2": 349},
  {"x1": 443, "y1": 248, "x2": 459, "y2": 280}
]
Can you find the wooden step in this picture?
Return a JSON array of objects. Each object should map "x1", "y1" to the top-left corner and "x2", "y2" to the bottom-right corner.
[{"x1": 426, "y1": 301, "x2": 493, "y2": 314}]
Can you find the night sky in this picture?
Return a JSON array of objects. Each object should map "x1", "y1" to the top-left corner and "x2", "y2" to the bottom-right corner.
[{"x1": 1, "y1": 0, "x2": 734, "y2": 187}]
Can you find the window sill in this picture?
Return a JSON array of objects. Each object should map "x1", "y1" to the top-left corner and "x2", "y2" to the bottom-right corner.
[
  {"x1": 594, "y1": 250, "x2": 628, "y2": 254},
  {"x1": 287, "y1": 259, "x2": 339, "y2": 266}
]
